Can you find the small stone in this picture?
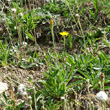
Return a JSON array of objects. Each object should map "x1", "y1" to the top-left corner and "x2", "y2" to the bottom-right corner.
[
  {"x1": 0, "y1": 82, "x2": 8, "y2": 94},
  {"x1": 96, "y1": 91, "x2": 108, "y2": 102}
]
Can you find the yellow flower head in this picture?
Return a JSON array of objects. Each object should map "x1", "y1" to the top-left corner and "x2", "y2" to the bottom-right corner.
[
  {"x1": 59, "y1": 31, "x2": 69, "y2": 37},
  {"x1": 50, "y1": 19, "x2": 54, "y2": 25}
]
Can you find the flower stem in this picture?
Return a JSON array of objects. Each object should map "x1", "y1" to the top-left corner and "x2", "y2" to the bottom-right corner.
[
  {"x1": 64, "y1": 36, "x2": 66, "y2": 50},
  {"x1": 50, "y1": 20, "x2": 55, "y2": 51}
]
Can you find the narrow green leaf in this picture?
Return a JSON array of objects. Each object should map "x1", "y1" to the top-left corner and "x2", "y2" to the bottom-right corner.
[
  {"x1": 26, "y1": 32, "x2": 34, "y2": 41},
  {"x1": 67, "y1": 80, "x2": 85, "y2": 90}
]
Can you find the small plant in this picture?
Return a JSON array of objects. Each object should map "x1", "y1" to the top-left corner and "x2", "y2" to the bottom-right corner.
[
  {"x1": 0, "y1": 41, "x2": 9, "y2": 67},
  {"x1": 18, "y1": 51, "x2": 42, "y2": 69},
  {"x1": 67, "y1": 52, "x2": 110, "y2": 90},
  {"x1": 39, "y1": 62, "x2": 83, "y2": 99},
  {"x1": 59, "y1": 31, "x2": 69, "y2": 50}
]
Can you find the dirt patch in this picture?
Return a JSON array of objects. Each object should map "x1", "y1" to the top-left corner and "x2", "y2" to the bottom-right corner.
[{"x1": 0, "y1": 66, "x2": 44, "y2": 89}]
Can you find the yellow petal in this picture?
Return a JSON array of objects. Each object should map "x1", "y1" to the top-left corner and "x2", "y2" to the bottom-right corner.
[{"x1": 59, "y1": 31, "x2": 69, "y2": 36}]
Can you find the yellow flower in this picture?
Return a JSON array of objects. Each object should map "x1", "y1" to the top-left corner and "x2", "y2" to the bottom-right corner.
[
  {"x1": 50, "y1": 19, "x2": 54, "y2": 25},
  {"x1": 59, "y1": 31, "x2": 69, "y2": 37}
]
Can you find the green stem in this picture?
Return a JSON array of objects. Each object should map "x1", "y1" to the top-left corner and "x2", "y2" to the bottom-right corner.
[
  {"x1": 64, "y1": 83, "x2": 66, "y2": 110},
  {"x1": 77, "y1": 17, "x2": 86, "y2": 48},
  {"x1": 64, "y1": 36, "x2": 66, "y2": 50},
  {"x1": 26, "y1": 95, "x2": 32, "y2": 110},
  {"x1": 51, "y1": 24, "x2": 55, "y2": 51},
  {"x1": 34, "y1": 89, "x2": 37, "y2": 110}
]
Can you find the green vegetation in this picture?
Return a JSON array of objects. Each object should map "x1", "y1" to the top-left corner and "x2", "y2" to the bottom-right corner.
[{"x1": 0, "y1": 0, "x2": 110, "y2": 109}]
